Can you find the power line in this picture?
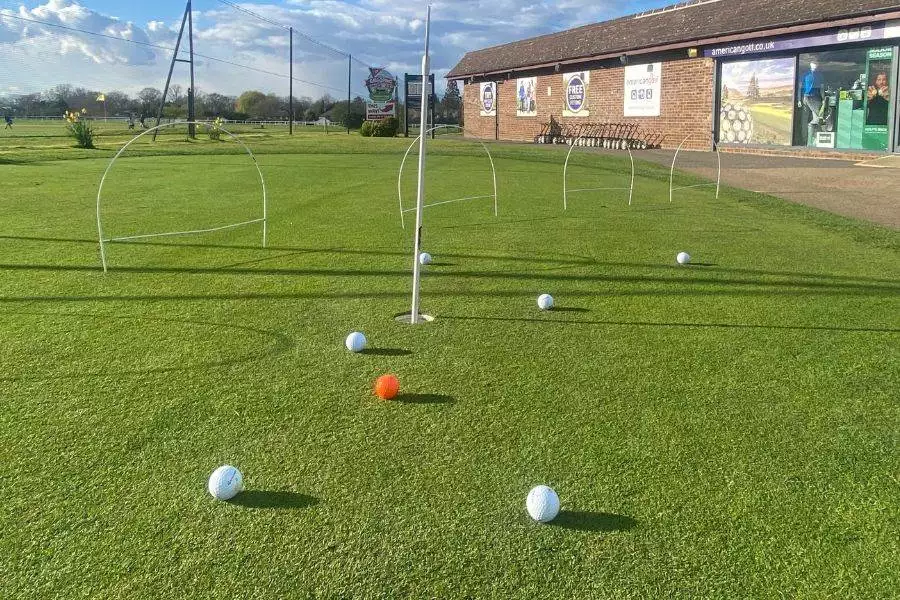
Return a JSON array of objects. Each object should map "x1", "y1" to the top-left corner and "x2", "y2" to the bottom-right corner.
[
  {"x1": 213, "y1": 0, "x2": 350, "y2": 60},
  {"x1": 213, "y1": 0, "x2": 288, "y2": 30},
  {"x1": 0, "y1": 11, "x2": 347, "y2": 95}
]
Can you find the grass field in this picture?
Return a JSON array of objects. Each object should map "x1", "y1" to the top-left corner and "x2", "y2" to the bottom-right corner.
[{"x1": 1, "y1": 120, "x2": 898, "y2": 598}]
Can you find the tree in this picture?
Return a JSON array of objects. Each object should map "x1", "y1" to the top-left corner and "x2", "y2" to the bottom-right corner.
[
  {"x1": 330, "y1": 96, "x2": 366, "y2": 129},
  {"x1": 138, "y1": 88, "x2": 162, "y2": 115},
  {"x1": 303, "y1": 107, "x2": 319, "y2": 122},
  {"x1": 198, "y1": 92, "x2": 236, "y2": 118},
  {"x1": 441, "y1": 79, "x2": 461, "y2": 124},
  {"x1": 747, "y1": 74, "x2": 760, "y2": 100},
  {"x1": 236, "y1": 90, "x2": 267, "y2": 116}
]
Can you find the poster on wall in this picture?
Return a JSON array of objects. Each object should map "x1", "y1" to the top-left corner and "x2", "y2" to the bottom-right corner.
[
  {"x1": 719, "y1": 58, "x2": 795, "y2": 145},
  {"x1": 863, "y1": 47, "x2": 892, "y2": 150},
  {"x1": 480, "y1": 82, "x2": 496, "y2": 117},
  {"x1": 365, "y1": 67, "x2": 397, "y2": 121},
  {"x1": 516, "y1": 77, "x2": 537, "y2": 117},
  {"x1": 623, "y1": 63, "x2": 662, "y2": 117},
  {"x1": 562, "y1": 72, "x2": 589, "y2": 117}
]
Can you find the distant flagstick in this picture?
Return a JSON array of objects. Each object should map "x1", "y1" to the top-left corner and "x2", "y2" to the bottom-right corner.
[{"x1": 409, "y1": 5, "x2": 432, "y2": 325}]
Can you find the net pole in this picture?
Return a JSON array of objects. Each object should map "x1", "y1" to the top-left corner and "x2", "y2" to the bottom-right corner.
[
  {"x1": 409, "y1": 5, "x2": 431, "y2": 325},
  {"x1": 187, "y1": 0, "x2": 196, "y2": 139},
  {"x1": 289, "y1": 27, "x2": 294, "y2": 135},
  {"x1": 347, "y1": 55, "x2": 352, "y2": 135}
]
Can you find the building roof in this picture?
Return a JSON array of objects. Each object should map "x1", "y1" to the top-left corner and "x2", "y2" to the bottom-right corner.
[{"x1": 447, "y1": 0, "x2": 900, "y2": 78}]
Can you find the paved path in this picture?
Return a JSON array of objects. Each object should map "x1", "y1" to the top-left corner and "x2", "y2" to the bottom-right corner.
[{"x1": 637, "y1": 149, "x2": 899, "y2": 229}]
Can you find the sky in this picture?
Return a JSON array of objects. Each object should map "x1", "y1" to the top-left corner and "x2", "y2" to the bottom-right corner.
[{"x1": 0, "y1": 0, "x2": 669, "y2": 100}]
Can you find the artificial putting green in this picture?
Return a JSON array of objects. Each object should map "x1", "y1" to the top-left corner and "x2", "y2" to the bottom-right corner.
[{"x1": 1, "y1": 124, "x2": 898, "y2": 598}]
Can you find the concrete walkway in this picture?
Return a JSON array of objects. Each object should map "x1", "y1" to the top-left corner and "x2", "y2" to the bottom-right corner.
[{"x1": 637, "y1": 149, "x2": 899, "y2": 229}]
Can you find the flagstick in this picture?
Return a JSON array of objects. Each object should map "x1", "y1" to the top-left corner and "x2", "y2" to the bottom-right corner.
[{"x1": 409, "y1": 5, "x2": 431, "y2": 325}]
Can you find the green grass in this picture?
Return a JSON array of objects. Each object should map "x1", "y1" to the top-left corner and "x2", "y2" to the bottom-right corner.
[{"x1": 1, "y1": 122, "x2": 898, "y2": 599}]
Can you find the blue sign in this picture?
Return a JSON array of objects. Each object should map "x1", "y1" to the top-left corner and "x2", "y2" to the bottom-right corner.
[
  {"x1": 705, "y1": 21, "x2": 899, "y2": 58},
  {"x1": 566, "y1": 74, "x2": 586, "y2": 112}
]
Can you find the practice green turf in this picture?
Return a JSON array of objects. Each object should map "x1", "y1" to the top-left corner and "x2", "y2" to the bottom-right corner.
[{"x1": 1, "y1": 121, "x2": 898, "y2": 599}]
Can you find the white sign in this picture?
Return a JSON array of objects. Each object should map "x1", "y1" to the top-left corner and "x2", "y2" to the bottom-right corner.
[
  {"x1": 624, "y1": 63, "x2": 662, "y2": 117},
  {"x1": 480, "y1": 82, "x2": 496, "y2": 117},
  {"x1": 815, "y1": 131, "x2": 836, "y2": 148}
]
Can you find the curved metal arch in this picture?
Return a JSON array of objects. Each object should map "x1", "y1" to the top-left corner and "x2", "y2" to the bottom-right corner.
[
  {"x1": 669, "y1": 132, "x2": 721, "y2": 203},
  {"x1": 96, "y1": 120, "x2": 267, "y2": 272},
  {"x1": 562, "y1": 135, "x2": 635, "y2": 211},
  {"x1": 397, "y1": 124, "x2": 498, "y2": 228}
]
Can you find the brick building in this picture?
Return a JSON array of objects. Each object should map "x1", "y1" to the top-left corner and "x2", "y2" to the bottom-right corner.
[{"x1": 448, "y1": 0, "x2": 900, "y2": 154}]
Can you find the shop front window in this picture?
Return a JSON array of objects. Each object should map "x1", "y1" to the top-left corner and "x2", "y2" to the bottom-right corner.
[
  {"x1": 719, "y1": 57, "x2": 795, "y2": 145},
  {"x1": 795, "y1": 47, "x2": 894, "y2": 150}
]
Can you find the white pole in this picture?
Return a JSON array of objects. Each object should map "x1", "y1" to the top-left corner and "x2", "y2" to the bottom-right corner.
[{"x1": 410, "y1": 5, "x2": 431, "y2": 325}]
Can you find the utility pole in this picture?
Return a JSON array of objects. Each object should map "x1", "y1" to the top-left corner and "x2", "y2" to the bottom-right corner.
[
  {"x1": 154, "y1": 0, "x2": 194, "y2": 141},
  {"x1": 289, "y1": 27, "x2": 294, "y2": 135}
]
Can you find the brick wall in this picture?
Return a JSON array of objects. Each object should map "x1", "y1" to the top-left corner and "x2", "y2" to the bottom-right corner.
[
  {"x1": 463, "y1": 83, "x2": 496, "y2": 140},
  {"x1": 463, "y1": 57, "x2": 715, "y2": 150}
]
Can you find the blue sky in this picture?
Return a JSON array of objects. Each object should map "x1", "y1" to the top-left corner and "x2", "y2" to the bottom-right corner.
[{"x1": 0, "y1": 0, "x2": 670, "y2": 98}]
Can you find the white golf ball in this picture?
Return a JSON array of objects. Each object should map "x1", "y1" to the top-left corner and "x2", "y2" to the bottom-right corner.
[
  {"x1": 345, "y1": 331, "x2": 367, "y2": 353},
  {"x1": 676, "y1": 252, "x2": 691, "y2": 265},
  {"x1": 526, "y1": 485, "x2": 560, "y2": 523},
  {"x1": 537, "y1": 294, "x2": 554, "y2": 311},
  {"x1": 208, "y1": 465, "x2": 244, "y2": 501},
  {"x1": 419, "y1": 252, "x2": 432, "y2": 266}
]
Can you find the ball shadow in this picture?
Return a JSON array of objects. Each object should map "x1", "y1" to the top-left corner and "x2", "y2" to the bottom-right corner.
[
  {"x1": 395, "y1": 394, "x2": 456, "y2": 405},
  {"x1": 360, "y1": 348, "x2": 413, "y2": 357},
  {"x1": 550, "y1": 511, "x2": 637, "y2": 532},
  {"x1": 227, "y1": 491, "x2": 318, "y2": 510}
]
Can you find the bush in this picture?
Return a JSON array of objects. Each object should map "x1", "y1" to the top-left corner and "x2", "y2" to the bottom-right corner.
[
  {"x1": 359, "y1": 121, "x2": 375, "y2": 137},
  {"x1": 64, "y1": 110, "x2": 95, "y2": 149},
  {"x1": 373, "y1": 117, "x2": 399, "y2": 138},
  {"x1": 207, "y1": 117, "x2": 224, "y2": 141}
]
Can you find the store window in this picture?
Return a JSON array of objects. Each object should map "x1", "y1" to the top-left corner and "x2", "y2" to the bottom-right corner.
[
  {"x1": 719, "y1": 57, "x2": 795, "y2": 145},
  {"x1": 795, "y1": 47, "x2": 894, "y2": 150}
]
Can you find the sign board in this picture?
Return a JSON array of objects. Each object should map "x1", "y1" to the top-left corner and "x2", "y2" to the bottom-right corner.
[
  {"x1": 480, "y1": 82, "x2": 496, "y2": 117},
  {"x1": 403, "y1": 73, "x2": 436, "y2": 137},
  {"x1": 516, "y1": 77, "x2": 537, "y2": 117},
  {"x1": 406, "y1": 75, "x2": 435, "y2": 101},
  {"x1": 365, "y1": 67, "x2": 397, "y2": 121},
  {"x1": 624, "y1": 63, "x2": 662, "y2": 117},
  {"x1": 562, "y1": 72, "x2": 589, "y2": 117},
  {"x1": 815, "y1": 131, "x2": 836, "y2": 148},
  {"x1": 705, "y1": 20, "x2": 900, "y2": 58}
]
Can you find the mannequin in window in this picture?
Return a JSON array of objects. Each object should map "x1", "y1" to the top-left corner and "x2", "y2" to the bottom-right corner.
[{"x1": 798, "y1": 62, "x2": 823, "y2": 140}]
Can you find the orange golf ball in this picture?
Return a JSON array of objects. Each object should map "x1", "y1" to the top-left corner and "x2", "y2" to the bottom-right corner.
[{"x1": 374, "y1": 374, "x2": 399, "y2": 400}]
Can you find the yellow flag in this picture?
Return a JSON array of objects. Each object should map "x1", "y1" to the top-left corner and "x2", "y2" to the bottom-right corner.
[{"x1": 96, "y1": 93, "x2": 106, "y2": 102}]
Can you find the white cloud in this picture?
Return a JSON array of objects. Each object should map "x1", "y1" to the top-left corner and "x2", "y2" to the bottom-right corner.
[{"x1": 1, "y1": 0, "x2": 637, "y2": 99}]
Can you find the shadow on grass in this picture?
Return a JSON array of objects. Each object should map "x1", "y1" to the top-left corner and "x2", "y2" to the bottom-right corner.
[
  {"x1": 0, "y1": 310, "x2": 294, "y2": 382},
  {"x1": 361, "y1": 348, "x2": 412, "y2": 357},
  {"x1": 395, "y1": 394, "x2": 455, "y2": 405},
  {"x1": 227, "y1": 491, "x2": 318, "y2": 510},
  {"x1": 442, "y1": 315, "x2": 899, "y2": 334},
  {"x1": 551, "y1": 511, "x2": 637, "y2": 532}
]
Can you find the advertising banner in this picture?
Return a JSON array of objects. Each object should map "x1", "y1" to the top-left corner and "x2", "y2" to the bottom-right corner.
[
  {"x1": 365, "y1": 67, "x2": 397, "y2": 121},
  {"x1": 863, "y1": 47, "x2": 893, "y2": 150},
  {"x1": 480, "y1": 82, "x2": 496, "y2": 117},
  {"x1": 516, "y1": 77, "x2": 537, "y2": 117},
  {"x1": 705, "y1": 20, "x2": 900, "y2": 58},
  {"x1": 719, "y1": 57, "x2": 795, "y2": 145},
  {"x1": 367, "y1": 101, "x2": 396, "y2": 120},
  {"x1": 562, "y1": 72, "x2": 589, "y2": 117},
  {"x1": 623, "y1": 63, "x2": 662, "y2": 117}
]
